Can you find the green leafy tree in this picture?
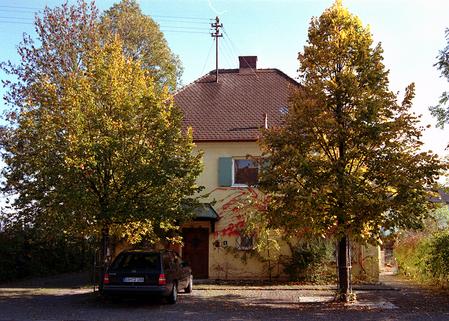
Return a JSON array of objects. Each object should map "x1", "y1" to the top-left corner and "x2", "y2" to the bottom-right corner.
[
  {"x1": 100, "y1": 0, "x2": 182, "y2": 91},
  {"x1": 1, "y1": 1, "x2": 202, "y2": 270},
  {"x1": 259, "y1": 1, "x2": 443, "y2": 300},
  {"x1": 430, "y1": 28, "x2": 449, "y2": 128}
]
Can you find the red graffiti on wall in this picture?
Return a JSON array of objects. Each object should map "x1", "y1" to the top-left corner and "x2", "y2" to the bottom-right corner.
[{"x1": 209, "y1": 187, "x2": 269, "y2": 238}]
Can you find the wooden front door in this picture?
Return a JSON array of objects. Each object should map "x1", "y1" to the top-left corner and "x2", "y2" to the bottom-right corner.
[{"x1": 182, "y1": 228, "x2": 209, "y2": 279}]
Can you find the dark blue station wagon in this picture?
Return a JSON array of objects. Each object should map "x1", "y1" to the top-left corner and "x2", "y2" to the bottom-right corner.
[{"x1": 101, "y1": 249, "x2": 193, "y2": 304}]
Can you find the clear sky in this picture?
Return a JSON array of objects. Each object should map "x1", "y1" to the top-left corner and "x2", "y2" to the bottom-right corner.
[{"x1": 1, "y1": 0, "x2": 449, "y2": 160}]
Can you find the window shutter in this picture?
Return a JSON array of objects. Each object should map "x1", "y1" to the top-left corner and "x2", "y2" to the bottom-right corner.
[{"x1": 218, "y1": 157, "x2": 233, "y2": 187}]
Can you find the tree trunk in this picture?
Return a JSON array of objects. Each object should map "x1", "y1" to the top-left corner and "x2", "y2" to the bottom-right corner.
[
  {"x1": 337, "y1": 234, "x2": 352, "y2": 301},
  {"x1": 99, "y1": 225, "x2": 110, "y2": 291}
]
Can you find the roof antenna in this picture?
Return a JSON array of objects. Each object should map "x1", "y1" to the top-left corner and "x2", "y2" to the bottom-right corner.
[
  {"x1": 211, "y1": 16, "x2": 223, "y2": 83},
  {"x1": 264, "y1": 113, "x2": 268, "y2": 129}
]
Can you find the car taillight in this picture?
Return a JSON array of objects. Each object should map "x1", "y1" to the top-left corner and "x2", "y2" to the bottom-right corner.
[
  {"x1": 158, "y1": 273, "x2": 166, "y2": 285},
  {"x1": 103, "y1": 273, "x2": 110, "y2": 285}
]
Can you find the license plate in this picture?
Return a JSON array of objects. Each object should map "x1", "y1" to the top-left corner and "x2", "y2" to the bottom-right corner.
[{"x1": 123, "y1": 277, "x2": 144, "y2": 283}]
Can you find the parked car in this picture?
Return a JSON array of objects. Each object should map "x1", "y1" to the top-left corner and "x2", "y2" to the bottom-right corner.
[{"x1": 101, "y1": 249, "x2": 193, "y2": 304}]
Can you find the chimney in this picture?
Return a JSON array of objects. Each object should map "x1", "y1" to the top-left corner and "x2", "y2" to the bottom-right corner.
[{"x1": 239, "y1": 56, "x2": 257, "y2": 73}]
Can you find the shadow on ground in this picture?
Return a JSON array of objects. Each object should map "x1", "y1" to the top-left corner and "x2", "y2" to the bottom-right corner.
[
  {"x1": 1, "y1": 274, "x2": 449, "y2": 320},
  {"x1": 0, "y1": 271, "x2": 93, "y2": 289}
]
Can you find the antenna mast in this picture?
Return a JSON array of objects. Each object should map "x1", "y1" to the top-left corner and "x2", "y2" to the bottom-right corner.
[{"x1": 211, "y1": 16, "x2": 223, "y2": 82}]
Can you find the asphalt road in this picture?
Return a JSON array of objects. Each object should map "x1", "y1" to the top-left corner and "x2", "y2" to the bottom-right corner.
[{"x1": 0, "y1": 274, "x2": 448, "y2": 321}]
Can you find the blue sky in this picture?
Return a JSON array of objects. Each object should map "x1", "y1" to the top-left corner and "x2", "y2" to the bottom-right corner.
[{"x1": 1, "y1": 0, "x2": 449, "y2": 160}]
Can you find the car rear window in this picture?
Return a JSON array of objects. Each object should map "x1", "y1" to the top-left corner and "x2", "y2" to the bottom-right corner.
[{"x1": 111, "y1": 252, "x2": 160, "y2": 271}]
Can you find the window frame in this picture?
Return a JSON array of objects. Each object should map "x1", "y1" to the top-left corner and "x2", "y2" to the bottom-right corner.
[
  {"x1": 236, "y1": 234, "x2": 255, "y2": 251},
  {"x1": 231, "y1": 157, "x2": 260, "y2": 187}
]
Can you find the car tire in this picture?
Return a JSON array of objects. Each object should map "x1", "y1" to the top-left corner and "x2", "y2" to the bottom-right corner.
[
  {"x1": 184, "y1": 275, "x2": 193, "y2": 293},
  {"x1": 167, "y1": 283, "x2": 177, "y2": 304}
]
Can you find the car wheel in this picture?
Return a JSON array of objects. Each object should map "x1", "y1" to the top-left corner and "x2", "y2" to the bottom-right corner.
[
  {"x1": 184, "y1": 275, "x2": 193, "y2": 293},
  {"x1": 167, "y1": 283, "x2": 177, "y2": 304}
]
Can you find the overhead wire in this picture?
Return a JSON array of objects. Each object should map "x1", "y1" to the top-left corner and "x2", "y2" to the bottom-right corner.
[
  {"x1": 154, "y1": 19, "x2": 209, "y2": 25},
  {"x1": 222, "y1": 27, "x2": 241, "y2": 66},
  {"x1": 0, "y1": 20, "x2": 209, "y2": 33},
  {"x1": 0, "y1": 13, "x2": 210, "y2": 36},
  {"x1": 0, "y1": 5, "x2": 209, "y2": 22},
  {"x1": 0, "y1": 16, "x2": 33, "y2": 20},
  {"x1": 161, "y1": 30, "x2": 209, "y2": 35},
  {"x1": 150, "y1": 14, "x2": 209, "y2": 21},
  {"x1": 222, "y1": 27, "x2": 240, "y2": 58},
  {"x1": 0, "y1": 21, "x2": 33, "y2": 25},
  {"x1": 201, "y1": 39, "x2": 215, "y2": 75},
  {"x1": 0, "y1": 5, "x2": 40, "y2": 10},
  {"x1": 159, "y1": 25, "x2": 207, "y2": 31},
  {"x1": 0, "y1": 8, "x2": 38, "y2": 14},
  {"x1": 221, "y1": 36, "x2": 236, "y2": 68},
  {"x1": 222, "y1": 26, "x2": 259, "y2": 77},
  {"x1": 0, "y1": 5, "x2": 212, "y2": 36}
]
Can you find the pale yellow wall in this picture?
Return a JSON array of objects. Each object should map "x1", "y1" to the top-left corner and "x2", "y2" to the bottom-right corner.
[
  {"x1": 352, "y1": 244, "x2": 381, "y2": 282},
  {"x1": 193, "y1": 141, "x2": 282, "y2": 279},
  {"x1": 194, "y1": 141, "x2": 262, "y2": 202},
  {"x1": 191, "y1": 141, "x2": 380, "y2": 282}
]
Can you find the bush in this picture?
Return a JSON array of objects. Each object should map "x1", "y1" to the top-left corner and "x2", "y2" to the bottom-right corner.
[
  {"x1": 425, "y1": 231, "x2": 449, "y2": 285},
  {"x1": 394, "y1": 231, "x2": 430, "y2": 280},
  {"x1": 283, "y1": 239, "x2": 335, "y2": 283},
  {"x1": 0, "y1": 225, "x2": 95, "y2": 283},
  {"x1": 395, "y1": 229, "x2": 449, "y2": 286}
]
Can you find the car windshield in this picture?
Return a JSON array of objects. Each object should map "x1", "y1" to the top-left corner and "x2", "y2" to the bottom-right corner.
[{"x1": 111, "y1": 252, "x2": 160, "y2": 271}]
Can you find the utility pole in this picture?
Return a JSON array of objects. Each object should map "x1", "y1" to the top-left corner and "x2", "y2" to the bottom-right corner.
[{"x1": 211, "y1": 16, "x2": 223, "y2": 82}]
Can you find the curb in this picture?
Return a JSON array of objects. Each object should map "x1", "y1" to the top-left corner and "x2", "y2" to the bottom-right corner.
[{"x1": 193, "y1": 280, "x2": 399, "y2": 291}]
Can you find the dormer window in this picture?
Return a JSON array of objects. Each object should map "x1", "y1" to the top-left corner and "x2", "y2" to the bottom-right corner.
[{"x1": 279, "y1": 106, "x2": 288, "y2": 115}]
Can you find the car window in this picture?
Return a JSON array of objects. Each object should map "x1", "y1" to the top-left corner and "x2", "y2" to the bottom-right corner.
[
  {"x1": 162, "y1": 253, "x2": 173, "y2": 270},
  {"x1": 111, "y1": 253, "x2": 160, "y2": 270}
]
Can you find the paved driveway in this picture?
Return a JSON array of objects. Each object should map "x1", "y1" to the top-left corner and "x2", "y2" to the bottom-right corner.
[{"x1": 1, "y1": 274, "x2": 449, "y2": 320}]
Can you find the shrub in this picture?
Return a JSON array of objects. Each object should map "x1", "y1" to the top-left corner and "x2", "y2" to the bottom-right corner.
[
  {"x1": 394, "y1": 231, "x2": 430, "y2": 280},
  {"x1": 425, "y1": 231, "x2": 449, "y2": 285},
  {"x1": 0, "y1": 225, "x2": 95, "y2": 283},
  {"x1": 395, "y1": 229, "x2": 449, "y2": 286},
  {"x1": 283, "y1": 239, "x2": 335, "y2": 283}
]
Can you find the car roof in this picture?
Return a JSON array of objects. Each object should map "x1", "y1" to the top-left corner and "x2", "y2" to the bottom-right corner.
[{"x1": 120, "y1": 249, "x2": 172, "y2": 254}]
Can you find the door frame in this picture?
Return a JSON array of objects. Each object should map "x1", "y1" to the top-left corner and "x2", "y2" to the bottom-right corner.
[{"x1": 181, "y1": 226, "x2": 210, "y2": 279}]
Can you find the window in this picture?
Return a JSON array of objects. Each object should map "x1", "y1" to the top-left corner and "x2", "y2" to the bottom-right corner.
[
  {"x1": 111, "y1": 252, "x2": 160, "y2": 271},
  {"x1": 218, "y1": 156, "x2": 263, "y2": 187},
  {"x1": 233, "y1": 159, "x2": 258, "y2": 186},
  {"x1": 279, "y1": 106, "x2": 288, "y2": 115},
  {"x1": 237, "y1": 234, "x2": 255, "y2": 251},
  {"x1": 162, "y1": 253, "x2": 174, "y2": 270}
]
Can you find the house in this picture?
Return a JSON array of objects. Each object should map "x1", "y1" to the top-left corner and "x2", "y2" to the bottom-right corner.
[{"x1": 174, "y1": 56, "x2": 380, "y2": 281}]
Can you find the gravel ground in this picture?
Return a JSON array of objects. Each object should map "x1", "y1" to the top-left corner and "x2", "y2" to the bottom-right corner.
[{"x1": 1, "y1": 273, "x2": 449, "y2": 321}]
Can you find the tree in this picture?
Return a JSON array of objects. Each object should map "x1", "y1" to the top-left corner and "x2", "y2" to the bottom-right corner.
[
  {"x1": 259, "y1": 1, "x2": 443, "y2": 301},
  {"x1": 0, "y1": 1, "x2": 202, "y2": 272},
  {"x1": 430, "y1": 28, "x2": 449, "y2": 128},
  {"x1": 100, "y1": 0, "x2": 182, "y2": 91}
]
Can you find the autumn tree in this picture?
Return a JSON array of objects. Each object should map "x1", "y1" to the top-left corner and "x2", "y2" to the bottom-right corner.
[
  {"x1": 0, "y1": 1, "x2": 202, "y2": 269},
  {"x1": 430, "y1": 28, "x2": 449, "y2": 128},
  {"x1": 100, "y1": 0, "x2": 182, "y2": 91},
  {"x1": 259, "y1": 1, "x2": 443, "y2": 300}
]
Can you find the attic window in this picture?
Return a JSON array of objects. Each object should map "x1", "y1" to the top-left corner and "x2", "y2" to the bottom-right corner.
[{"x1": 279, "y1": 106, "x2": 288, "y2": 115}]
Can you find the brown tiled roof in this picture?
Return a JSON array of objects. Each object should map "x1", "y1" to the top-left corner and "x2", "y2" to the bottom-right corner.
[{"x1": 174, "y1": 68, "x2": 298, "y2": 142}]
